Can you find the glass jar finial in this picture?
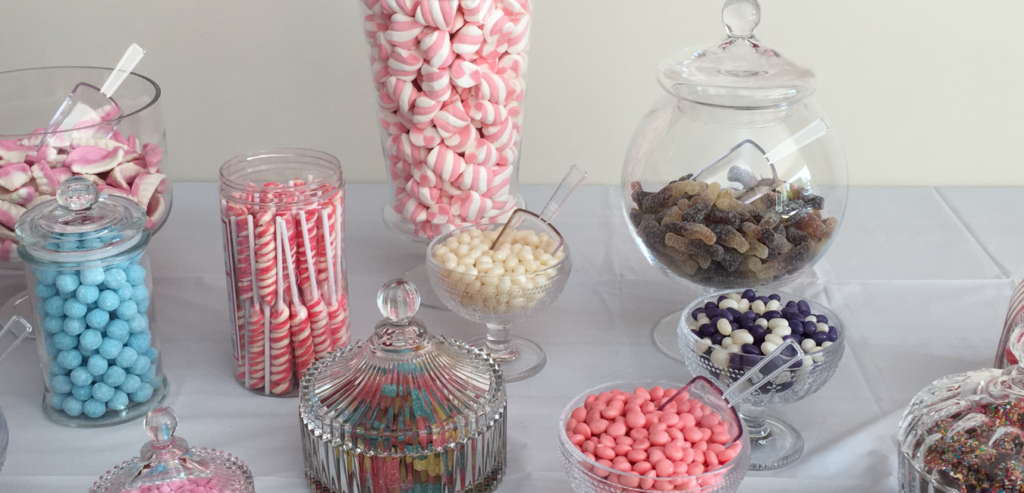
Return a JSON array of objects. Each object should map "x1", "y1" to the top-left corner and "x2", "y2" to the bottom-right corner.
[
  {"x1": 56, "y1": 176, "x2": 99, "y2": 211},
  {"x1": 144, "y1": 406, "x2": 177, "y2": 444},
  {"x1": 377, "y1": 279, "x2": 420, "y2": 322},
  {"x1": 723, "y1": 0, "x2": 760, "y2": 38}
]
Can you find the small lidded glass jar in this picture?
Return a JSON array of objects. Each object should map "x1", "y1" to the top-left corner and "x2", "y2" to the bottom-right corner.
[
  {"x1": 90, "y1": 406, "x2": 255, "y2": 493},
  {"x1": 300, "y1": 279, "x2": 507, "y2": 493},
  {"x1": 16, "y1": 177, "x2": 165, "y2": 427}
]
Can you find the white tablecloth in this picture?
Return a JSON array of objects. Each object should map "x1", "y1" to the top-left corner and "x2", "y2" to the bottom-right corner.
[{"x1": 0, "y1": 183, "x2": 1019, "y2": 492}]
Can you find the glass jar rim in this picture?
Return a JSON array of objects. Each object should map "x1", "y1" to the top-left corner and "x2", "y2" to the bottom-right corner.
[
  {"x1": 425, "y1": 223, "x2": 571, "y2": 278},
  {"x1": 219, "y1": 148, "x2": 345, "y2": 207},
  {"x1": 0, "y1": 66, "x2": 161, "y2": 140}
]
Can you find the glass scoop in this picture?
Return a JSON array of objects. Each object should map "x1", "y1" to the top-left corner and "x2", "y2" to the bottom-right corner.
[{"x1": 491, "y1": 165, "x2": 587, "y2": 254}]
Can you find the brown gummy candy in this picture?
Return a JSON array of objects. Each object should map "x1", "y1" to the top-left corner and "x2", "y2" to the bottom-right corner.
[
  {"x1": 772, "y1": 223, "x2": 793, "y2": 254},
  {"x1": 742, "y1": 234, "x2": 769, "y2": 259},
  {"x1": 681, "y1": 196, "x2": 712, "y2": 223},
  {"x1": 800, "y1": 192, "x2": 824, "y2": 210},
  {"x1": 759, "y1": 211, "x2": 781, "y2": 230},
  {"x1": 671, "y1": 254, "x2": 699, "y2": 275},
  {"x1": 664, "y1": 221, "x2": 716, "y2": 246},
  {"x1": 708, "y1": 224, "x2": 749, "y2": 253},
  {"x1": 642, "y1": 187, "x2": 675, "y2": 214},
  {"x1": 718, "y1": 247, "x2": 744, "y2": 272},
  {"x1": 638, "y1": 218, "x2": 668, "y2": 247},
  {"x1": 665, "y1": 233, "x2": 725, "y2": 261},
  {"x1": 692, "y1": 254, "x2": 712, "y2": 270},
  {"x1": 660, "y1": 206, "x2": 683, "y2": 226},
  {"x1": 707, "y1": 208, "x2": 741, "y2": 230},
  {"x1": 785, "y1": 226, "x2": 810, "y2": 245},
  {"x1": 792, "y1": 212, "x2": 829, "y2": 238},
  {"x1": 629, "y1": 209, "x2": 643, "y2": 228},
  {"x1": 753, "y1": 242, "x2": 812, "y2": 280},
  {"x1": 824, "y1": 216, "x2": 839, "y2": 236}
]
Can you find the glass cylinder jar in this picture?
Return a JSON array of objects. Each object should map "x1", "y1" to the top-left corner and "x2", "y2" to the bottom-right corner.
[
  {"x1": 358, "y1": 0, "x2": 532, "y2": 240},
  {"x1": 16, "y1": 177, "x2": 166, "y2": 427},
  {"x1": 0, "y1": 66, "x2": 171, "y2": 268},
  {"x1": 219, "y1": 149, "x2": 349, "y2": 397}
]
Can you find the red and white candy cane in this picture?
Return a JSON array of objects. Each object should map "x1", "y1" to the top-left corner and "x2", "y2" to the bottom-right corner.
[
  {"x1": 253, "y1": 208, "x2": 277, "y2": 307},
  {"x1": 298, "y1": 212, "x2": 331, "y2": 359},
  {"x1": 279, "y1": 216, "x2": 316, "y2": 378},
  {"x1": 268, "y1": 226, "x2": 294, "y2": 395},
  {"x1": 244, "y1": 215, "x2": 266, "y2": 389}
]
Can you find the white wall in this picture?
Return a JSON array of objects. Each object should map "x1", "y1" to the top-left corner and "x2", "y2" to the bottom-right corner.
[{"x1": 1, "y1": 1, "x2": 1022, "y2": 186}]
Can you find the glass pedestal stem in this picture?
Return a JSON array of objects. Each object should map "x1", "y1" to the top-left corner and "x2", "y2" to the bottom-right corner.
[
  {"x1": 740, "y1": 404, "x2": 770, "y2": 441},
  {"x1": 485, "y1": 324, "x2": 518, "y2": 360}
]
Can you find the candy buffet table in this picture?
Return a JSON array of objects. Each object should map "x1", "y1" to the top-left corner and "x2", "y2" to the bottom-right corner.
[{"x1": 0, "y1": 183, "x2": 1019, "y2": 492}]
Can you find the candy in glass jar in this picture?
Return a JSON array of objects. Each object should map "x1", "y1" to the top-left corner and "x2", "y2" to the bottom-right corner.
[{"x1": 16, "y1": 177, "x2": 165, "y2": 426}]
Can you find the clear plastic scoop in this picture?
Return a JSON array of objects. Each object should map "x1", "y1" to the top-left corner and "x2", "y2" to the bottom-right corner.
[
  {"x1": 38, "y1": 43, "x2": 146, "y2": 150},
  {"x1": 692, "y1": 119, "x2": 828, "y2": 204},
  {"x1": 490, "y1": 165, "x2": 587, "y2": 253},
  {"x1": 0, "y1": 316, "x2": 33, "y2": 365},
  {"x1": 658, "y1": 338, "x2": 805, "y2": 411}
]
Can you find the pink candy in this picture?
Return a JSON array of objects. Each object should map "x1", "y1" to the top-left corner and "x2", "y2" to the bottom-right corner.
[
  {"x1": 566, "y1": 386, "x2": 743, "y2": 490},
  {"x1": 121, "y1": 477, "x2": 217, "y2": 493},
  {"x1": 365, "y1": 0, "x2": 529, "y2": 238}
]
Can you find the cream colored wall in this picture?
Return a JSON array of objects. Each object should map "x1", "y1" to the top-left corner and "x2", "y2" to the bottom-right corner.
[{"x1": 1, "y1": 1, "x2": 1021, "y2": 186}]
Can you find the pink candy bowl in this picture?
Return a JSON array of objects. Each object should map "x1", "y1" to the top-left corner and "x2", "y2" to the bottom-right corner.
[
  {"x1": 358, "y1": 0, "x2": 531, "y2": 241},
  {"x1": 559, "y1": 381, "x2": 750, "y2": 493}
]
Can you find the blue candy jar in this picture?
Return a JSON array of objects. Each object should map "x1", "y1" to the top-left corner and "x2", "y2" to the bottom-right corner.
[{"x1": 16, "y1": 177, "x2": 166, "y2": 427}]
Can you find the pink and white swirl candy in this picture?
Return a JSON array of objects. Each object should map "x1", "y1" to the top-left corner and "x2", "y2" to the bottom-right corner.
[
  {"x1": 383, "y1": 13, "x2": 423, "y2": 49},
  {"x1": 425, "y1": 144, "x2": 467, "y2": 182},
  {"x1": 433, "y1": 102, "x2": 471, "y2": 137},
  {"x1": 419, "y1": 65, "x2": 451, "y2": 101},
  {"x1": 410, "y1": 125, "x2": 442, "y2": 148},
  {"x1": 419, "y1": 28, "x2": 455, "y2": 69},
  {"x1": 415, "y1": 0, "x2": 458, "y2": 31},
  {"x1": 452, "y1": 24, "x2": 484, "y2": 55},
  {"x1": 464, "y1": 138, "x2": 499, "y2": 168},
  {"x1": 388, "y1": 47, "x2": 423, "y2": 81},
  {"x1": 460, "y1": 0, "x2": 492, "y2": 23},
  {"x1": 449, "y1": 59, "x2": 482, "y2": 88},
  {"x1": 387, "y1": 77, "x2": 419, "y2": 114}
]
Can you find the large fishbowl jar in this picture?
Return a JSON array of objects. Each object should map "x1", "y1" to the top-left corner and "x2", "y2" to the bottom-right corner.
[{"x1": 621, "y1": 0, "x2": 848, "y2": 361}]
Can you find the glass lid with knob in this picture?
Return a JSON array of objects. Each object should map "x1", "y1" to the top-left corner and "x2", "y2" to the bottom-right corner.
[
  {"x1": 621, "y1": 0, "x2": 848, "y2": 290},
  {"x1": 300, "y1": 279, "x2": 507, "y2": 493},
  {"x1": 898, "y1": 323, "x2": 1024, "y2": 493},
  {"x1": 89, "y1": 406, "x2": 256, "y2": 493},
  {"x1": 16, "y1": 176, "x2": 149, "y2": 265}
]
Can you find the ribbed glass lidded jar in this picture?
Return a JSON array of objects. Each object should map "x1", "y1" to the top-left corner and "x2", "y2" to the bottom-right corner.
[{"x1": 300, "y1": 279, "x2": 507, "y2": 493}]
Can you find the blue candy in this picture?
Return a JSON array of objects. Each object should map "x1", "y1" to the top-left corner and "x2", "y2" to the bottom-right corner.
[
  {"x1": 53, "y1": 332, "x2": 78, "y2": 350},
  {"x1": 44, "y1": 338, "x2": 58, "y2": 357},
  {"x1": 103, "y1": 366, "x2": 127, "y2": 387},
  {"x1": 51, "y1": 375, "x2": 73, "y2": 394},
  {"x1": 35, "y1": 269, "x2": 59, "y2": 285},
  {"x1": 125, "y1": 264, "x2": 146, "y2": 286},
  {"x1": 120, "y1": 374, "x2": 142, "y2": 394},
  {"x1": 127, "y1": 314, "x2": 148, "y2": 333},
  {"x1": 63, "y1": 299, "x2": 87, "y2": 319},
  {"x1": 131, "y1": 285, "x2": 148, "y2": 302},
  {"x1": 75, "y1": 285, "x2": 100, "y2": 304},
  {"x1": 35, "y1": 282, "x2": 57, "y2": 299},
  {"x1": 44, "y1": 296, "x2": 66, "y2": 316},
  {"x1": 71, "y1": 384, "x2": 93, "y2": 401},
  {"x1": 143, "y1": 347, "x2": 158, "y2": 361},
  {"x1": 42, "y1": 316, "x2": 65, "y2": 334},
  {"x1": 126, "y1": 331, "x2": 151, "y2": 353},
  {"x1": 140, "y1": 366, "x2": 156, "y2": 384},
  {"x1": 79, "y1": 267, "x2": 105, "y2": 286},
  {"x1": 114, "y1": 347, "x2": 138, "y2": 368},
  {"x1": 91, "y1": 382, "x2": 115, "y2": 402},
  {"x1": 49, "y1": 360, "x2": 69, "y2": 375},
  {"x1": 136, "y1": 297, "x2": 149, "y2": 313},
  {"x1": 128, "y1": 355, "x2": 151, "y2": 376},
  {"x1": 83, "y1": 399, "x2": 106, "y2": 418},
  {"x1": 78, "y1": 329, "x2": 103, "y2": 351},
  {"x1": 57, "y1": 240, "x2": 79, "y2": 252},
  {"x1": 63, "y1": 317, "x2": 86, "y2": 336},
  {"x1": 81, "y1": 238, "x2": 105, "y2": 249},
  {"x1": 55, "y1": 274, "x2": 80, "y2": 294},
  {"x1": 116, "y1": 284, "x2": 133, "y2": 301},
  {"x1": 103, "y1": 268, "x2": 127, "y2": 289},
  {"x1": 80, "y1": 346, "x2": 97, "y2": 358},
  {"x1": 129, "y1": 382, "x2": 154, "y2": 403},
  {"x1": 96, "y1": 290, "x2": 120, "y2": 311},
  {"x1": 107, "y1": 390, "x2": 129, "y2": 411},
  {"x1": 56, "y1": 350, "x2": 83, "y2": 369},
  {"x1": 115, "y1": 300, "x2": 138, "y2": 320},
  {"x1": 86, "y1": 354, "x2": 109, "y2": 376},
  {"x1": 86, "y1": 309, "x2": 110, "y2": 329},
  {"x1": 61, "y1": 396, "x2": 84, "y2": 416},
  {"x1": 70, "y1": 367, "x2": 93, "y2": 386},
  {"x1": 105, "y1": 319, "x2": 129, "y2": 343},
  {"x1": 49, "y1": 392, "x2": 69, "y2": 410},
  {"x1": 98, "y1": 338, "x2": 123, "y2": 359}
]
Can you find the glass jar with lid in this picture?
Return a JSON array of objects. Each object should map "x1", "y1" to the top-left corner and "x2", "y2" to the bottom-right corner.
[
  {"x1": 90, "y1": 406, "x2": 255, "y2": 493},
  {"x1": 621, "y1": 0, "x2": 849, "y2": 360},
  {"x1": 899, "y1": 323, "x2": 1024, "y2": 492},
  {"x1": 16, "y1": 176, "x2": 166, "y2": 426},
  {"x1": 300, "y1": 279, "x2": 506, "y2": 493}
]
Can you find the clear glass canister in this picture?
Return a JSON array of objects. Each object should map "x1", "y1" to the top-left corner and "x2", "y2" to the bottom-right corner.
[
  {"x1": 0, "y1": 66, "x2": 172, "y2": 267},
  {"x1": 90, "y1": 406, "x2": 255, "y2": 493},
  {"x1": 300, "y1": 279, "x2": 506, "y2": 493},
  {"x1": 358, "y1": 0, "x2": 530, "y2": 240},
  {"x1": 16, "y1": 177, "x2": 165, "y2": 427},
  {"x1": 622, "y1": 0, "x2": 848, "y2": 289},
  {"x1": 899, "y1": 324, "x2": 1024, "y2": 492},
  {"x1": 219, "y1": 148, "x2": 349, "y2": 397}
]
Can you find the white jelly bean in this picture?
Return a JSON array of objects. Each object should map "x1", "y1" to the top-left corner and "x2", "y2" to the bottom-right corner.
[
  {"x1": 765, "y1": 299, "x2": 781, "y2": 311},
  {"x1": 755, "y1": 318, "x2": 768, "y2": 328},
  {"x1": 731, "y1": 330, "x2": 754, "y2": 346},
  {"x1": 772, "y1": 325, "x2": 792, "y2": 337},
  {"x1": 721, "y1": 336, "x2": 734, "y2": 348},
  {"x1": 804, "y1": 315, "x2": 817, "y2": 323},
  {"x1": 764, "y1": 334, "x2": 784, "y2": 346},
  {"x1": 711, "y1": 348, "x2": 731, "y2": 369},
  {"x1": 751, "y1": 300, "x2": 766, "y2": 314},
  {"x1": 696, "y1": 315, "x2": 710, "y2": 325},
  {"x1": 726, "y1": 344, "x2": 741, "y2": 353},
  {"x1": 816, "y1": 322, "x2": 829, "y2": 333},
  {"x1": 726, "y1": 292, "x2": 742, "y2": 301},
  {"x1": 697, "y1": 338, "x2": 711, "y2": 353},
  {"x1": 737, "y1": 298, "x2": 750, "y2": 312},
  {"x1": 719, "y1": 299, "x2": 738, "y2": 310},
  {"x1": 801, "y1": 338, "x2": 817, "y2": 352},
  {"x1": 760, "y1": 341, "x2": 779, "y2": 355},
  {"x1": 767, "y1": 318, "x2": 789, "y2": 330},
  {"x1": 821, "y1": 341, "x2": 832, "y2": 348},
  {"x1": 716, "y1": 318, "x2": 732, "y2": 335}
]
